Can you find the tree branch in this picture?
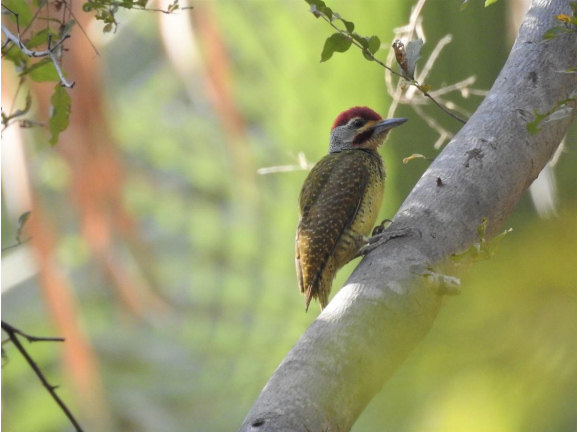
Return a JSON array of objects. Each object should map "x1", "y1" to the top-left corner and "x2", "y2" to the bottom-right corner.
[
  {"x1": 238, "y1": 1, "x2": 577, "y2": 431},
  {"x1": 1, "y1": 321, "x2": 84, "y2": 431},
  {"x1": 1, "y1": 21, "x2": 75, "y2": 88}
]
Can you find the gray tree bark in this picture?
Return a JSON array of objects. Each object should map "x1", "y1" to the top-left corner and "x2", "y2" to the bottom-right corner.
[{"x1": 238, "y1": 1, "x2": 577, "y2": 431}]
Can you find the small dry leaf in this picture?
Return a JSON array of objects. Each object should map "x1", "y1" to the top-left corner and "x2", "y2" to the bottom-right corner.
[
  {"x1": 392, "y1": 40, "x2": 408, "y2": 75},
  {"x1": 402, "y1": 153, "x2": 433, "y2": 164}
]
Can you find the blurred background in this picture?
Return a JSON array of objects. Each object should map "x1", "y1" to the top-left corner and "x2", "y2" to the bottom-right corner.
[{"x1": 2, "y1": 0, "x2": 576, "y2": 431}]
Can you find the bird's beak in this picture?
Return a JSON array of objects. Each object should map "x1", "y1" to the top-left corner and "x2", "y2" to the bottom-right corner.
[{"x1": 371, "y1": 117, "x2": 408, "y2": 134}]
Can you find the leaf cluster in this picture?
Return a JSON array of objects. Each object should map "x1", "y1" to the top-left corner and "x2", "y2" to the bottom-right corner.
[
  {"x1": 305, "y1": 0, "x2": 380, "y2": 63},
  {"x1": 1, "y1": 3, "x2": 74, "y2": 144},
  {"x1": 83, "y1": 0, "x2": 190, "y2": 33}
]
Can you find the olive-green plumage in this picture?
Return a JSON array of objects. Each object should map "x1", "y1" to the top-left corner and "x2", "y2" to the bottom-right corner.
[
  {"x1": 295, "y1": 107, "x2": 407, "y2": 311},
  {"x1": 296, "y1": 150, "x2": 384, "y2": 310}
]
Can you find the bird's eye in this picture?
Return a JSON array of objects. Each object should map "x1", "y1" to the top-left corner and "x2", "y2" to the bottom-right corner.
[{"x1": 351, "y1": 119, "x2": 366, "y2": 128}]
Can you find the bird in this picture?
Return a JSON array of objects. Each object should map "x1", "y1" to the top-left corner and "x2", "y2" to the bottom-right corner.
[{"x1": 295, "y1": 106, "x2": 408, "y2": 311}]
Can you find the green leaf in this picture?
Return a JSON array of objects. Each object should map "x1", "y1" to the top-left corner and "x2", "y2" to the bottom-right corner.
[
  {"x1": 485, "y1": 0, "x2": 498, "y2": 6},
  {"x1": 21, "y1": 58, "x2": 60, "y2": 82},
  {"x1": 320, "y1": 33, "x2": 352, "y2": 62},
  {"x1": 306, "y1": 0, "x2": 326, "y2": 16},
  {"x1": 351, "y1": 32, "x2": 369, "y2": 49},
  {"x1": 542, "y1": 25, "x2": 567, "y2": 40},
  {"x1": 2, "y1": 0, "x2": 33, "y2": 27},
  {"x1": 49, "y1": 84, "x2": 71, "y2": 146},
  {"x1": 341, "y1": 19, "x2": 354, "y2": 33},
  {"x1": 26, "y1": 28, "x2": 59, "y2": 49},
  {"x1": 3, "y1": 45, "x2": 29, "y2": 70},
  {"x1": 460, "y1": 0, "x2": 469, "y2": 11},
  {"x1": 82, "y1": 1, "x2": 105, "y2": 11},
  {"x1": 527, "y1": 109, "x2": 546, "y2": 135},
  {"x1": 320, "y1": 6, "x2": 332, "y2": 20},
  {"x1": 367, "y1": 35, "x2": 380, "y2": 54}
]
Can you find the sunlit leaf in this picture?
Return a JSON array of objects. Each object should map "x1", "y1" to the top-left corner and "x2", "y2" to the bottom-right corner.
[
  {"x1": 402, "y1": 153, "x2": 433, "y2": 164},
  {"x1": 25, "y1": 58, "x2": 60, "y2": 82},
  {"x1": 485, "y1": 0, "x2": 498, "y2": 6}
]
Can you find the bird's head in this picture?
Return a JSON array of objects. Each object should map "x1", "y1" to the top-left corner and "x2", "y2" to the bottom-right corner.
[{"x1": 329, "y1": 106, "x2": 408, "y2": 153}]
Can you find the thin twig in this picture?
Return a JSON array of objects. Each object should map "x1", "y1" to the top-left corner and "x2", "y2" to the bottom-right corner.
[
  {"x1": 61, "y1": 1, "x2": 100, "y2": 57},
  {"x1": 422, "y1": 92, "x2": 466, "y2": 123},
  {"x1": 2, "y1": 321, "x2": 65, "y2": 343},
  {"x1": 1, "y1": 321, "x2": 83, "y2": 432}
]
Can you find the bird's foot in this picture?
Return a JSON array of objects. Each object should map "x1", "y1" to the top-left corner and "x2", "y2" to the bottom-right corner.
[{"x1": 358, "y1": 226, "x2": 421, "y2": 257}]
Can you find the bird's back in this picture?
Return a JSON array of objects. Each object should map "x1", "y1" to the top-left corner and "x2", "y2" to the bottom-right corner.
[{"x1": 295, "y1": 149, "x2": 385, "y2": 310}]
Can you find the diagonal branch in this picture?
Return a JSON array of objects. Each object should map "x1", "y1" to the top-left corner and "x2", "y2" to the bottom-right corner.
[
  {"x1": 1, "y1": 321, "x2": 84, "y2": 431},
  {"x1": 238, "y1": 1, "x2": 577, "y2": 431}
]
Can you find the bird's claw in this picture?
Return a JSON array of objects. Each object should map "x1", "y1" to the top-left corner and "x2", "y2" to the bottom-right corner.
[
  {"x1": 358, "y1": 226, "x2": 421, "y2": 256},
  {"x1": 371, "y1": 219, "x2": 393, "y2": 236}
]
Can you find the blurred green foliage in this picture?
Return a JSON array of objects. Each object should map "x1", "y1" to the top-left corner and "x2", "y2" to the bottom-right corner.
[{"x1": 2, "y1": 1, "x2": 576, "y2": 431}]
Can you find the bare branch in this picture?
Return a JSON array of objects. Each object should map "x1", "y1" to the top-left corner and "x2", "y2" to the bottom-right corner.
[{"x1": 1, "y1": 321, "x2": 83, "y2": 431}]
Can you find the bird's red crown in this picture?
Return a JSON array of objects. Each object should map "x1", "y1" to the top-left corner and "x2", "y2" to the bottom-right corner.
[{"x1": 331, "y1": 106, "x2": 382, "y2": 130}]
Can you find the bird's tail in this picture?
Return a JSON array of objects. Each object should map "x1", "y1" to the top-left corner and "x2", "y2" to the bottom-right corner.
[{"x1": 305, "y1": 283, "x2": 328, "y2": 312}]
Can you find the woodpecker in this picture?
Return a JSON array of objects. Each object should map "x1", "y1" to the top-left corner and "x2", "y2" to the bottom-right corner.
[{"x1": 295, "y1": 107, "x2": 408, "y2": 311}]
